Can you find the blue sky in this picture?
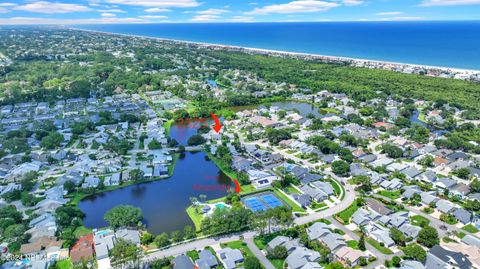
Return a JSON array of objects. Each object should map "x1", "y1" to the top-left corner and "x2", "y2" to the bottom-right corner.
[{"x1": 0, "y1": 0, "x2": 479, "y2": 24}]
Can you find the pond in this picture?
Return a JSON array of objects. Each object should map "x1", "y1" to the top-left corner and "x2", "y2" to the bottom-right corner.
[
  {"x1": 79, "y1": 122, "x2": 232, "y2": 234},
  {"x1": 410, "y1": 110, "x2": 449, "y2": 136},
  {"x1": 267, "y1": 101, "x2": 322, "y2": 118}
]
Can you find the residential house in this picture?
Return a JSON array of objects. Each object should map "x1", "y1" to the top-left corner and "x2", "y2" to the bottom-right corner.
[
  {"x1": 173, "y1": 254, "x2": 195, "y2": 269},
  {"x1": 425, "y1": 245, "x2": 472, "y2": 269},
  {"x1": 217, "y1": 248, "x2": 244, "y2": 269},
  {"x1": 195, "y1": 249, "x2": 218, "y2": 269},
  {"x1": 286, "y1": 247, "x2": 321, "y2": 269},
  {"x1": 334, "y1": 246, "x2": 368, "y2": 267}
]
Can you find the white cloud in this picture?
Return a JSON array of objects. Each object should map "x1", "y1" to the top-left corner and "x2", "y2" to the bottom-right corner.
[
  {"x1": 101, "y1": 12, "x2": 116, "y2": 17},
  {"x1": 246, "y1": 0, "x2": 340, "y2": 15},
  {"x1": 102, "y1": 0, "x2": 200, "y2": 8},
  {"x1": 376, "y1": 11, "x2": 403, "y2": 15},
  {"x1": 419, "y1": 0, "x2": 480, "y2": 6},
  {"x1": 229, "y1": 16, "x2": 255, "y2": 22},
  {"x1": 13, "y1": 1, "x2": 92, "y2": 14},
  {"x1": 144, "y1": 8, "x2": 171, "y2": 12},
  {"x1": 381, "y1": 16, "x2": 423, "y2": 21},
  {"x1": 0, "y1": 3, "x2": 16, "y2": 7},
  {"x1": 190, "y1": 14, "x2": 219, "y2": 22},
  {"x1": 139, "y1": 15, "x2": 168, "y2": 18},
  {"x1": 343, "y1": 0, "x2": 363, "y2": 6},
  {"x1": 98, "y1": 8, "x2": 126, "y2": 13},
  {"x1": 0, "y1": 16, "x2": 150, "y2": 24},
  {"x1": 196, "y1": 8, "x2": 230, "y2": 15},
  {"x1": 0, "y1": 7, "x2": 7, "y2": 13}
]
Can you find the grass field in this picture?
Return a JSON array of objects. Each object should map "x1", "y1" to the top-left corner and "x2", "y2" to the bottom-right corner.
[
  {"x1": 336, "y1": 202, "x2": 359, "y2": 224},
  {"x1": 186, "y1": 206, "x2": 204, "y2": 232},
  {"x1": 365, "y1": 237, "x2": 393, "y2": 254},
  {"x1": 74, "y1": 226, "x2": 92, "y2": 238},
  {"x1": 56, "y1": 259, "x2": 73, "y2": 269},
  {"x1": 462, "y1": 224, "x2": 479, "y2": 233},
  {"x1": 347, "y1": 240, "x2": 359, "y2": 249},
  {"x1": 273, "y1": 188, "x2": 306, "y2": 212},
  {"x1": 410, "y1": 215, "x2": 430, "y2": 227},
  {"x1": 377, "y1": 190, "x2": 401, "y2": 199}
]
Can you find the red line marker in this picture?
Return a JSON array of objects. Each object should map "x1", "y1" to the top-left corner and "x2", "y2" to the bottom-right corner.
[
  {"x1": 211, "y1": 112, "x2": 222, "y2": 133},
  {"x1": 233, "y1": 179, "x2": 241, "y2": 193}
]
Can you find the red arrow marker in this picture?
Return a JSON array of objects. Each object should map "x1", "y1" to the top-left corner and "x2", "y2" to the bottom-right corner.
[
  {"x1": 233, "y1": 179, "x2": 241, "y2": 193},
  {"x1": 211, "y1": 112, "x2": 222, "y2": 133}
]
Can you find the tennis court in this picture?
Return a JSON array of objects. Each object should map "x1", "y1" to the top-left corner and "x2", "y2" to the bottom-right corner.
[
  {"x1": 242, "y1": 192, "x2": 285, "y2": 212},
  {"x1": 244, "y1": 197, "x2": 267, "y2": 212},
  {"x1": 262, "y1": 194, "x2": 283, "y2": 208}
]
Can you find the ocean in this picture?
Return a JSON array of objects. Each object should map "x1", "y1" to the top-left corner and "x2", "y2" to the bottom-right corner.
[{"x1": 76, "y1": 21, "x2": 480, "y2": 70}]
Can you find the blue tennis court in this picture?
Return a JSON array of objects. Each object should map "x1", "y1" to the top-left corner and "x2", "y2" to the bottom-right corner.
[
  {"x1": 244, "y1": 197, "x2": 267, "y2": 212},
  {"x1": 262, "y1": 194, "x2": 283, "y2": 208},
  {"x1": 242, "y1": 193, "x2": 285, "y2": 212}
]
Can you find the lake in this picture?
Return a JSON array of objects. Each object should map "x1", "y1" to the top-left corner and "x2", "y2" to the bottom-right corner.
[{"x1": 78, "y1": 123, "x2": 232, "y2": 234}]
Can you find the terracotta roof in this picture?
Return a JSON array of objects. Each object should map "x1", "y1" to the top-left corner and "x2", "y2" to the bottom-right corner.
[{"x1": 70, "y1": 234, "x2": 94, "y2": 263}]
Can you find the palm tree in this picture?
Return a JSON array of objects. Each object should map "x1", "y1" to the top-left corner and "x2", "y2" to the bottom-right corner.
[
  {"x1": 199, "y1": 194, "x2": 207, "y2": 202},
  {"x1": 189, "y1": 197, "x2": 197, "y2": 206}
]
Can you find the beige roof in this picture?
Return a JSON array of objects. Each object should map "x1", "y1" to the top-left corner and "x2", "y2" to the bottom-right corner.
[
  {"x1": 443, "y1": 242, "x2": 480, "y2": 268},
  {"x1": 335, "y1": 246, "x2": 367, "y2": 263}
]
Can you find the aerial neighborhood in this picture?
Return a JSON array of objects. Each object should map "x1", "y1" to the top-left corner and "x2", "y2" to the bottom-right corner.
[{"x1": 0, "y1": 28, "x2": 479, "y2": 269}]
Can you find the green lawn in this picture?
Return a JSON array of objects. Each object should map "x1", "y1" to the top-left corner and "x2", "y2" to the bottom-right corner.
[
  {"x1": 463, "y1": 224, "x2": 479, "y2": 233},
  {"x1": 329, "y1": 179, "x2": 344, "y2": 199},
  {"x1": 365, "y1": 237, "x2": 393, "y2": 254},
  {"x1": 254, "y1": 232, "x2": 282, "y2": 250},
  {"x1": 221, "y1": 240, "x2": 259, "y2": 264},
  {"x1": 310, "y1": 201, "x2": 328, "y2": 210},
  {"x1": 285, "y1": 185, "x2": 301, "y2": 195},
  {"x1": 186, "y1": 250, "x2": 200, "y2": 261},
  {"x1": 186, "y1": 206, "x2": 204, "y2": 232},
  {"x1": 346, "y1": 240, "x2": 359, "y2": 249},
  {"x1": 269, "y1": 258, "x2": 284, "y2": 269},
  {"x1": 74, "y1": 226, "x2": 92, "y2": 238},
  {"x1": 56, "y1": 259, "x2": 72, "y2": 269},
  {"x1": 377, "y1": 190, "x2": 401, "y2": 199},
  {"x1": 410, "y1": 215, "x2": 430, "y2": 227},
  {"x1": 273, "y1": 188, "x2": 306, "y2": 213},
  {"x1": 336, "y1": 202, "x2": 359, "y2": 224},
  {"x1": 163, "y1": 119, "x2": 174, "y2": 135}
]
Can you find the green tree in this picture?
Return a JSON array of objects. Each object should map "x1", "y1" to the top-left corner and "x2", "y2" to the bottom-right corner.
[
  {"x1": 403, "y1": 243, "x2": 427, "y2": 261},
  {"x1": 187, "y1": 134, "x2": 206, "y2": 146},
  {"x1": 104, "y1": 205, "x2": 143, "y2": 229},
  {"x1": 417, "y1": 226, "x2": 439, "y2": 248},
  {"x1": 109, "y1": 238, "x2": 143, "y2": 269},
  {"x1": 154, "y1": 233, "x2": 170, "y2": 248},
  {"x1": 266, "y1": 245, "x2": 288, "y2": 259},
  {"x1": 183, "y1": 225, "x2": 196, "y2": 240},
  {"x1": 244, "y1": 256, "x2": 262, "y2": 269},
  {"x1": 40, "y1": 131, "x2": 64, "y2": 149},
  {"x1": 390, "y1": 227, "x2": 406, "y2": 247},
  {"x1": 331, "y1": 160, "x2": 350, "y2": 177}
]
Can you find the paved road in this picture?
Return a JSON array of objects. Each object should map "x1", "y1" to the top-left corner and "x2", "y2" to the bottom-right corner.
[
  {"x1": 244, "y1": 237, "x2": 276, "y2": 269},
  {"x1": 145, "y1": 232, "x2": 256, "y2": 260}
]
